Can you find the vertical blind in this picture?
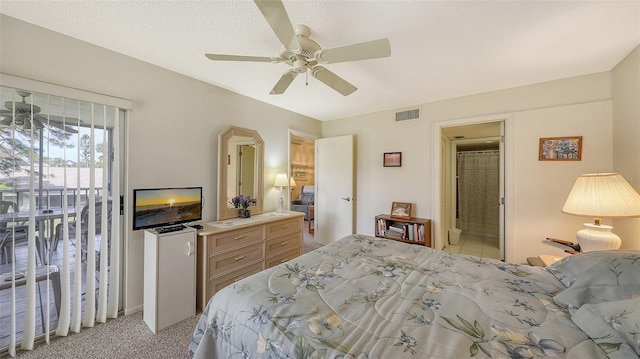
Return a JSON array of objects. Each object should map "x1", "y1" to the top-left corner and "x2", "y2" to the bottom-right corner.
[{"x1": 0, "y1": 83, "x2": 126, "y2": 356}]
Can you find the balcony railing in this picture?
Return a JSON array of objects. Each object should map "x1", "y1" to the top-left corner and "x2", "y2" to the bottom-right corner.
[{"x1": 0, "y1": 187, "x2": 106, "y2": 211}]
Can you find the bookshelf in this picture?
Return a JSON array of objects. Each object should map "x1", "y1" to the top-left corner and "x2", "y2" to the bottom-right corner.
[{"x1": 375, "y1": 214, "x2": 431, "y2": 247}]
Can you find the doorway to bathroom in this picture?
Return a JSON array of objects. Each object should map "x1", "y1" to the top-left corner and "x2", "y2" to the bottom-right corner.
[{"x1": 440, "y1": 121, "x2": 505, "y2": 260}]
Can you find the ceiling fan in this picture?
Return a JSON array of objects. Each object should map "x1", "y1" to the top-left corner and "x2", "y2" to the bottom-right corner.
[
  {"x1": 0, "y1": 91, "x2": 78, "y2": 133},
  {"x1": 205, "y1": 0, "x2": 391, "y2": 96}
]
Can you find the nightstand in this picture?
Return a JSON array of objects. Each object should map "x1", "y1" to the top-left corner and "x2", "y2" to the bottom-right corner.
[{"x1": 527, "y1": 254, "x2": 565, "y2": 267}]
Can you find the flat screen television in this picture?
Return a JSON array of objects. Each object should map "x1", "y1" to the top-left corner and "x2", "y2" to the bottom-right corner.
[{"x1": 132, "y1": 187, "x2": 202, "y2": 230}]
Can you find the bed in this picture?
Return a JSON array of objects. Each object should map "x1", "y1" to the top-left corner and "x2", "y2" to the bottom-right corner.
[{"x1": 189, "y1": 234, "x2": 640, "y2": 358}]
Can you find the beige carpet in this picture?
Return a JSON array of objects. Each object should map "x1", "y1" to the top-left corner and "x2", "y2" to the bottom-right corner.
[
  {"x1": 11, "y1": 311, "x2": 199, "y2": 358},
  {"x1": 9, "y1": 228, "x2": 322, "y2": 358}
]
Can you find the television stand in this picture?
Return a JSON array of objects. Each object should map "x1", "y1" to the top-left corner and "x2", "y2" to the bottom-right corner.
[{"x1": 156, "y1": 224, "x2": 186, "y2": 234}]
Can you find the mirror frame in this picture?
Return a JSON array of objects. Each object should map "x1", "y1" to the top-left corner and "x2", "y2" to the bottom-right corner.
[{"x1": 217, "y1": 126, "x2": 264, "y2": 220}]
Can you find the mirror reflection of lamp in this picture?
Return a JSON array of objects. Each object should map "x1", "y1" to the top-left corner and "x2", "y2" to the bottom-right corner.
[
  {"x1": 561, "y1": 173, "x2": 640, "y2": 252},
  {"x1": 274, "y1": 173, "x2": 289, "y2": 213}
]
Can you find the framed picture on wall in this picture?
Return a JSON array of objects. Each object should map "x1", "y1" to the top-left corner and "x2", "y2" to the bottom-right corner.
[
  {"x1": 390, "y1": 202, "x2": 412, "y2": 219},
  {"x1": 539, "y1": 136, "x2": 582, "y2": 161},
  {"x1": 292, "y1": 165, "x2": 307, "y2": 180},
  {"x1": 383, "y1": 152, "x2": 402, "y2": 167}
]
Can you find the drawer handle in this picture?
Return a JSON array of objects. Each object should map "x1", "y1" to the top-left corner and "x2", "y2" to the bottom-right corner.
[
  {"x1": 280, "y1": 258, "x2": 291, "y2": 263},
  {"x1": 281, "y1": 241, "x2": 288, "y2": 246},
  {"x1": 234, "y1": 255, "x2": 246, "y2": 261},
  {"x1": 234, "y1": 235, "x2": 246, "y2": 240},
  {"x1": 281, "y1": 224, "x2": 289, "y2": 229},
  {"x1": 233, "y1": 276, "x2": 247, "y2": 283}
]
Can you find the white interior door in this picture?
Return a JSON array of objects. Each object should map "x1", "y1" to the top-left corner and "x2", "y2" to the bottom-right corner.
[{"x1": 315, "y1": 135, "x2": 354, "y2": 245}]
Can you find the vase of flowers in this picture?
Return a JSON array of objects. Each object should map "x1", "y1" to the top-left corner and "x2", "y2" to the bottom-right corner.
[{"x1": 233, "y1": 195, "x2": 252, "y2": 218}]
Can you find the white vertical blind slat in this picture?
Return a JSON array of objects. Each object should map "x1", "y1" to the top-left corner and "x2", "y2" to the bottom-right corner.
[
  {"x1": 7, "y1": 102, "x2": 19, "y2": 356},
  {"x1": 83, "y1": 105, "x2": 97, "y2": 328},
  {"x1": 44, "y1": 97, "x2": 50, "y2": 344},
  {"x1": 96, "y1": 106, "x2": 109, "y2": 322},
  {"x1": 20, "y1": 121, "x2": 38, "y2": 351},
  {"x1": 55, "y1": 98, "x2": 71, "y2": 337},
  {"x1": 70, "y1": 100, "x2": 83, "y2": 334},
  {"x1": 107, "y1": 110, "x2": 120, "y2": 318}
]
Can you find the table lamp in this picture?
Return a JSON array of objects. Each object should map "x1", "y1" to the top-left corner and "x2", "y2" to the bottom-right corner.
[
  {"x1": 561, "y1": 173, "x2": 640, "y2": 252},
  {"x1": 274, "y1": 173, "x2": 289, "y2": 213}
]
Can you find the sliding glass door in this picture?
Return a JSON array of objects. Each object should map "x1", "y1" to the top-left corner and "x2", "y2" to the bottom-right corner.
[{"x1": 0, "y1": 85, "x2": 125, "y2": 356}]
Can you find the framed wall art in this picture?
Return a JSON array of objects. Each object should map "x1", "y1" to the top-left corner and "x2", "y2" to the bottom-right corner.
[
  {"x1": 292, "y1": 165, "x2": 307, "y2": 180},
  {"x1": 383, "y1": 152, "x2": 402, "y2": 167},
  {"x1": 539, "y1": 136, "x2": 582, "y2": 161},
  {"x1": 390, "y1": 202, "x2": 412, "y2": 219}
]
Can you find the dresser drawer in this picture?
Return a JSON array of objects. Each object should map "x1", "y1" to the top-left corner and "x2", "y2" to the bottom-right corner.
[
  {"x1": 208, "y1": 244, "x2": 263, "y2": 277},
  {"x1": 206, "y1": 262, "x2": 263, "y2": 302},
  {"x1": 265, "y1": 232, "x2": 301, "y2": 257},
  {"x1": 265, "y1": 217, "x2": 302, "y2": 240},
  {"x1": 265, "y1": 248, "x2": 301, "y2": 268},
  {"x1": 207, "y1": 226, "x2": 264, "y2": 254}
]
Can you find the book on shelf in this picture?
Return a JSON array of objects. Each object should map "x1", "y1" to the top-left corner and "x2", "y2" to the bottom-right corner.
[{"x1": 376, "y1": 216, "x2": 426, "y2": 244}]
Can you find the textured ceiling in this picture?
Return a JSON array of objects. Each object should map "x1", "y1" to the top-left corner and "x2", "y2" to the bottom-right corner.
[{"x1": 1, "y1": 1, "x2": 638, "y2": 121}]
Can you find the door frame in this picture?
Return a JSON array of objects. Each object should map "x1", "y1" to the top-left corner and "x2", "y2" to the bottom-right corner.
[{"x1": 431, "y1": 113, "x2": 514, "y2": 262}]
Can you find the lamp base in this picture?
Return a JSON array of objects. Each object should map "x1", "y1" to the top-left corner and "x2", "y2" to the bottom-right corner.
[
  {"x1": 277, "y1": 195, "x2": 284, "y2": 213},
  {"x1": 576, "y1": 223, "x2": 621, "y2": 252}
]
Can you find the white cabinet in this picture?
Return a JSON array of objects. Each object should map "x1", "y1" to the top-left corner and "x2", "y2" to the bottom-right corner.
[{"x1": 144, "y1": 227, "x2": 196, "y2": 333}]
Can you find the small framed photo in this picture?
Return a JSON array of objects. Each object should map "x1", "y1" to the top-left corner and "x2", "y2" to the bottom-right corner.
[
  {"x1": 383, "y1": 152, "x2": 402, "y2": 167},
  {"x1": 390, "y1": 202, "x2": 412, "y2": 219},
  {"x1": 539, "y1": 136, "x2": 582, "y2": 161}
]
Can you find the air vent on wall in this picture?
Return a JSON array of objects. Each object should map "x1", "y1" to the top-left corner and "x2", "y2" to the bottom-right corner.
[{"x1": 395, "y1": 108, "x2": 420, "y2": 122}]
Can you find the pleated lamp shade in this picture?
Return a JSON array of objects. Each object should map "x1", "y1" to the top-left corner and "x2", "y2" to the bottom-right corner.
[
  {"x1": 561, "y1": 173, "x2": 640, "y2": 252},
  {"x1": 562, "y1": 173, "x2": 640, "y2": 219}
]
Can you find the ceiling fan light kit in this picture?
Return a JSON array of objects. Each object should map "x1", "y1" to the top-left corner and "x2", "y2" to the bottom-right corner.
[{"x1": 205, "y1": 0, "x2": 391, "y2": 96}]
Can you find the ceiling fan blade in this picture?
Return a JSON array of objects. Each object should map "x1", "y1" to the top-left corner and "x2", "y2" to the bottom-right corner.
[
  {"x1": 0, "y1": 113, "x2": 14, "y2": 125},
  {"x1": 270, "y1": 70, "x2": 297, "y2": 95},
  {"x1": 36, "y1": 114, "x2": 80, "y2": 133},
  {"x1": 205, "y1": 53, "x2": 281, "y2": 63},
  {"x1": 254, "y1": 0, "x2": 300, "y2": 52},
  {"x1": 45, "y1": 120, "x2": 79, "y2": 133},
  {"x1": 311, "y1": 66, "x2": 357, "y2": 96},
  {"x1": 315, "y1": 38, "x2": 391, "y2": 64}
]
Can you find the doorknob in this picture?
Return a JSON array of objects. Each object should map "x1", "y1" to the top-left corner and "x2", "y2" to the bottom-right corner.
[{"x1": 341, "y1": 197, "x2": 351, "y2": 202}]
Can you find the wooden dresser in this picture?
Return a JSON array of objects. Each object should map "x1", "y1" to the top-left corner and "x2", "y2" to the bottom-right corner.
[{"x1": 196, "y1": 211, "x2": 304, "y2": 311}]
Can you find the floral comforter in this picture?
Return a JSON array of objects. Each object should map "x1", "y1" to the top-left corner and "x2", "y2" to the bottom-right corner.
[{"x1": 189, "y1": 234, "x2": 606, "y2": 358}]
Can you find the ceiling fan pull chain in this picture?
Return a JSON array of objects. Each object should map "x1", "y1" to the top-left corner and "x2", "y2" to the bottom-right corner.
[{"x1": 305, "y1": 69, "x2": 309, "y2": 86}]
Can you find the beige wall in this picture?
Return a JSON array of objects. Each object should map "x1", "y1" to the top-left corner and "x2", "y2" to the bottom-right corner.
[
  {"x1": 612, "y1": 46, "x2": 640, "y2": 249},
  {"x1": 0, "y1": 15, "x2": 322, "y2": 313},
  {"x1": 323, "y1": 72, "x2": 615, "y2": 264}
]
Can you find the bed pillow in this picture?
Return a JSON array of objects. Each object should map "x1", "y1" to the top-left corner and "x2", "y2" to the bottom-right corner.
[
  {"x1": 571, "y1": 298, "x2": 640, "y2": 357},
  {"x1": 546, "y1": 250, "x2": 640, "y2": 308}
]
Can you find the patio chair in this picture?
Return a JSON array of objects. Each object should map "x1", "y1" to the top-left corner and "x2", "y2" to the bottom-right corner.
[
  {"x1": 0, "y1": 201, "x2": 32, "y2": 264},
  {"x1": 52, "y1": 200, "x2": 112, "y2": 267}
]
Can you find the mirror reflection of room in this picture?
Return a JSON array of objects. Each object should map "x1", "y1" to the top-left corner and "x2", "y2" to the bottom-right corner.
[{"x1": 226, "y1": 140, "x2": 256, "y2": 207}]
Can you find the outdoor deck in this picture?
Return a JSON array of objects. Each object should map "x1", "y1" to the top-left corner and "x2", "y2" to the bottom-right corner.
[{"x1": 0, "y1": 239, "x2": 95, "y2": 350}]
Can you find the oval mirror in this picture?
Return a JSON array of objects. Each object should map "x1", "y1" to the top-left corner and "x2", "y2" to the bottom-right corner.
[{"x1": 217, "y1": 126, "x2": 264, "y2": 220}]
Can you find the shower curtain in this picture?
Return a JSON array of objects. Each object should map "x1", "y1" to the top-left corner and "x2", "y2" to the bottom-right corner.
[{"x1": 456, "y1": 151, "x2": 499, "y2": 237}]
